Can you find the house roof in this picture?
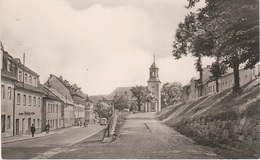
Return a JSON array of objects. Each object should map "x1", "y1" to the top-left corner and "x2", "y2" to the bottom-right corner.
[
  {"x1": 12, "y1": 58, "x2": 39, "y2": 77},
  {"x1": 43, "y1": 86, "x2": 61, "y2": 101},
  {"x1": 47, "y1": 87, "x2": 74, "y2": 105}
]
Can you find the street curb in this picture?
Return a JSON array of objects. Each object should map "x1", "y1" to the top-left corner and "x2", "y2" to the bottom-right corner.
[
  {"x1": 69, "y1": 127, "x2": 105, "y2": 146},
  {"x1": 2, "y1": 132, "x2": 59, "y2": 144}
]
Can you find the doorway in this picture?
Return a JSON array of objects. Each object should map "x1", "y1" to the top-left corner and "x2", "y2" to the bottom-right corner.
[
  {"x1": 16, "y1": 119, "x2": 19, "y2": 135},
  {"x1": 1, "y1": 115, "x2": 5, "y2": 133},
  {"x1": 22, "y1": 118, "x2": 25, "y2": 134}
]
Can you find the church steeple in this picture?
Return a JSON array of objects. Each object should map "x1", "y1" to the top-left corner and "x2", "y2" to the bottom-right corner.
[
  {"x1": 147, "y1": 55, "x2": 161, "y2": 112},
  {"x1": 148, "y1": 55, "x2": 160, "y2": 82}
]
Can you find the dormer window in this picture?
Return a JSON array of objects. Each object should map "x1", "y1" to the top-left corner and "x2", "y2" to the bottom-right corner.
[
  {"x1": 29, "y1": 75, "x2": 32, "y2": 85},
  {"x1": 34, "y1": 77, "x2": 37, "y2": 87},
  {"x1": 18, "y1": 71, "x2": 22, "y2": 81},
  {"x1": 24, "y1": 74, "x2": 28, "y2": 83},
  {"x1": 7, "y1": 60, "x2": 11, "y2": 72}
]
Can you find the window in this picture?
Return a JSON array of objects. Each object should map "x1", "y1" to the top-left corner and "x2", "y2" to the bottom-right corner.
[
  {"x1": 33, "y1": 97, "x2": 36, "y2": 106},
  {"x1": 29, "y1": 96, "x2": 32, "y2": 106},
  {"x1": 51, "y1": 104, "x2": 53, "y2": 113},
  {"x1": 17, "y1": 93, "x2": 20, "y2": 105},
  {"x1": 29, "y1": 75, "x2": 32, "y2": 85},
  {"x1": 23, "y1": 94, "x2": 26, "y2": 106},
  {"x1": 34, "y1": 77, "x2": 37, "y2": 87},
  {"x1": 33, "y1": 119, "x2": 35, "y2": 126},
  {"x1": 1, "y1": 85, "x2": 4, "y2": 99},
  {"x1": 56, "y1": 105, "x2": 58, "y2": 113},
  {"x1": 24, "y1": 74, "x2": 28, "y2": 83},
  {"x1": 245, "y1": 75, "x2": 248, "y2": 83},
  {"x1": 48, "y1": 104, "x2": 50, "y2": 113},
  {"x1": 38, "y1": 97, "x2": 40, "y2": 107},
  {"x1": 7, "y1": 60, "x2": 11, "y2": 72},
  {"x1": 18, "y1": 71, "x2": 23, "y2": 81},
  {"x1": 8, "y1": 87, "x2": 11, "y2": 99},
  {"x1": 213, "y1": 85, "x2": 215, "y2": 92}
]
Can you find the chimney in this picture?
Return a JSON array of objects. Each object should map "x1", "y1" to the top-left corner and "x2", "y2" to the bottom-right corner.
[{"x1": 59, "y1": 75, "x2": 63, "y2": 81}]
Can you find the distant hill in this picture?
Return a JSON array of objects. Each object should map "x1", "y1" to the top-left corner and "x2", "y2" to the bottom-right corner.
[
  {"x1": 105, "y1": 87, "x2": 136, "y2": 101},
  {"x1": 156, "y1": 78, "x2": 260, "y2": 158},
  {"x1": 88, "y1": 95, "x2": 107, "y2": 104}
]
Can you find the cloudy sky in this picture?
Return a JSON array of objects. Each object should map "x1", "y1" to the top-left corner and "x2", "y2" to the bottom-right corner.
[{"x1": 0, "y1": 0, "x2": 213, "y2": 95}]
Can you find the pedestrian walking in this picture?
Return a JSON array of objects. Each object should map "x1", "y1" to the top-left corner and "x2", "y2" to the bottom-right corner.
[
  {"x1": 31, "y1": 124, "x2": 36, "y2": 137},
  {"x1": 45, "y1": 124, "x2": 49, "y2": 134}
]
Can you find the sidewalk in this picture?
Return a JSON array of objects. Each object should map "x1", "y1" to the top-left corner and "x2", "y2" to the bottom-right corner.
[{"x1": 1, "y1": 125, "x2": 91, "y2": 144}]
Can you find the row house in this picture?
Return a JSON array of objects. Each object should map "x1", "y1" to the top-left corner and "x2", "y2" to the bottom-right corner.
[
  {"x1": 183, "y1": 62, "x2": 260, "y2": 101},
  {"x1": 1, "y1": 49, "x2": 17, "y2": 137},
  {"x1": 1, "y1": 47, "x2": 44, "y2": 136},
  {"x1": 1, "y1": 44, "x2": 94, "y2": 137},
  {"x1": 45, "y1": 74, "x2": 93, "y2": 126},
  {"x1": 67, "y1": 84, "x2": 86, "y2": 125},
  {"x1": 42, "y1": 86, "x2": 64, "y2": 131},
  {"x1": 12, "y1": 58, "x2": 44, "y2": 135},
  {"x1": 47, "y1": 87, "x2": 74, "y2": 127},
  {"x1": 45, "y1": 75, "x2": 76, "y2": 125}
]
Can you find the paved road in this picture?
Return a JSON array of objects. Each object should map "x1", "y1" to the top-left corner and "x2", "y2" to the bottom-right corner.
[
  {"x1": 1, "y1": 125, "x2": 105, "y2": 159},
  {"x1": 52, "y1": 112, "x2": 223, "y2": 159}
]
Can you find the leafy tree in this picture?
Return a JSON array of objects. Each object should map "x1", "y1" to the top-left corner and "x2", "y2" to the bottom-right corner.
[
  {"x1": 172, "y1": 12, "x2": 213, "y2": 96},
  {"x1": 114, "y1": 95, "x2": 128, "y2": 112},
  {"x1": 161, "y1": 82, "x2": 183, "y2": 109},
  {"x1": 94, "y1": 98, "x2": 113, "y2": 119},
  {"x1": 209, "y1": 57, "x2": 226, "y2": 92},
  {"x1": 130, "y1": 86, "x2": 153, "y2": 111},
  {"x1": 186, "y1": 0, "x2": 259, "y2": 92}
]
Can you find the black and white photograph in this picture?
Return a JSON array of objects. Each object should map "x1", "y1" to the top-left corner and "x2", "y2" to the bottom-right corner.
[{"x1": 0, "y1": 0, "x2": 259, "y2": 159}]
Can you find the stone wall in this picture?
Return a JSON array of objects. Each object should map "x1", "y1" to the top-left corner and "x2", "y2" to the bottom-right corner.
[{"x1": 175, "y1": 115, "x2": 259, "y2": 157}]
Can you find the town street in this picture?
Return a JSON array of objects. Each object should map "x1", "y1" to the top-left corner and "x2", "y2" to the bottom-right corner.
[
  {"x1": 1, "y1": 125, "x2": 105, "y2": 159},
  {"x1": 51, "y1": 112, "x2": 224, "y2": 159}
]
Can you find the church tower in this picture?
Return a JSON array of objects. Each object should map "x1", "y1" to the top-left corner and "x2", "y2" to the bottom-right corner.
[{"x1": 147, "y1": 56, "x2": 161, "y2": 112}]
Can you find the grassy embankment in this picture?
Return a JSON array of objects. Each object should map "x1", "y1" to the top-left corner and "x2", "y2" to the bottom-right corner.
[{"x1": 156, "y1": 78, "x2": 260, "y2": 158}]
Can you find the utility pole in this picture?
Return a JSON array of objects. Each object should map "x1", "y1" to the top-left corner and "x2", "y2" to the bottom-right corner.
[{"x1": 23, "y1": 53, "x2": 25, "y2": 88}]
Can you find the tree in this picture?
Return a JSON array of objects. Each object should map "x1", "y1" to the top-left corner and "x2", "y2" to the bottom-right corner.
[
  {"x1": 186, "y1": 0, "x2": 259, "y2": 92},
  {"x1": 130, "y1": 86, "x2": 153, "y2": 111},
  {"x1": 161, "y1": 82, "x2": 183, "y2": 109},
  {"x1": 114, "y1": 95, "x2": 128, "y2": 112},
  {"x1": 94, "y1": 98, "x2": 113, "y2": 119},
  {"x1": 209, "y1": 57, "x2": 226, "y2": 92},
  {"x1": 172, "y1": 12, "x2": 213, "y2": 96}
]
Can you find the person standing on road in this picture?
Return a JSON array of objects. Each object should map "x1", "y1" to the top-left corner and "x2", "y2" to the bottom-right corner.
[{"x1": 31, "y1": 124, "x2": 36, "y2": 137}]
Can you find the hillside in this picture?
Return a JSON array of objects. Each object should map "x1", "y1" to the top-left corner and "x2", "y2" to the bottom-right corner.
[{"x1": 156, "y1": 78, "x2": 259, "y2": 158}]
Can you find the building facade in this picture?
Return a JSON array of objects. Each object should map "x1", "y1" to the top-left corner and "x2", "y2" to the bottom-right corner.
[
  {"x1": 1, "y1": 49, "x2": 17, "y2": 137},
  {"x1": 42, "y1": 86, "x2": 64, "y2": 131},
  {"x1": 183, "y1": 62, "x2": 260, "y2": 101},
  {"x1": 12, "y1": 58, "x2": 43, "y2": 135}
]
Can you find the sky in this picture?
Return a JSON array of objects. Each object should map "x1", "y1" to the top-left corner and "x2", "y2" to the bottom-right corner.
[{"x1": 0, "y1": 0, "x2": 214, "y2": 95}]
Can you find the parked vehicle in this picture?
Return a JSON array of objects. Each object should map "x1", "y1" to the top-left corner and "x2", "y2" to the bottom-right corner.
[{"x1": 100, "y1": 118, "x2": 107, "y2": 125}]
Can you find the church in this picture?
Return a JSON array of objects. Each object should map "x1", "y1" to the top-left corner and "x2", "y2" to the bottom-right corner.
[
  {"x1": 141, "y1": 56, "x2": 161, "y2": 112},
  {"x1": 104, "y1": 56, "x2": 161, "y2": 112}
]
